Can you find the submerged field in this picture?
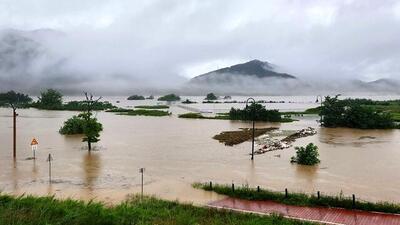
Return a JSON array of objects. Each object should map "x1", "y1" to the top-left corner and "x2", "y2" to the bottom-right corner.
[{"x1": 2, "y1": 96, "x2": 400, "y2": 207}]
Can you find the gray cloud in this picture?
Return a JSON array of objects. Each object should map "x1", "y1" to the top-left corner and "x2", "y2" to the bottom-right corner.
[{"x1": 0, "y1": 0, "x2": 400, "y2": 95}]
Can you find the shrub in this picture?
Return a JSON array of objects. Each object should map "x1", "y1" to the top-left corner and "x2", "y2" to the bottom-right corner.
[
  {"x1": 59, "y1": 115, "x2": 85, "y2": 135},
  {"x1": 229, "y1": 103, "x2": 282, "y2": 122},
  {"x1": 205, "y1": 93, "x2": 218, "y2": 100},
  {"x1": 127, "y1": 95, "x2": 145, "y2": 100},
  {"x1": 157, "y1": 94, "x2": 180, "y2": 101},
  {"x1": 291, "y1": 143, "x2": 320, "y2": 165}
]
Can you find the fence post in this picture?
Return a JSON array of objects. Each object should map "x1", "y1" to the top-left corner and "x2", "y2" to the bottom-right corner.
[
  {"x1": 352, "y1": 194, "x2": 356, "y2": 208},
  {"x1": 232, "y1": 183, "x2": 235, "y2": 192},
  {"x1": 317, "y1": 191, "x2": 320, "y2": 199},
  {"x1": 285, "y1": 188, "x2": 288, "y2": 198},
  {"x1": 209, "y1": 181, "x2": 212, "y2": 189},
  {"x1": 257, "y1": 186, "x2": 260, "y2": 192}
]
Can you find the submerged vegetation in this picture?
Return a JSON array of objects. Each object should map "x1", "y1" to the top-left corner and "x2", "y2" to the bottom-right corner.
[
  {"x1": 60, "y1": 94, "x2": 103, "y2": 151},
  {"x1": 194, "y1": 183, "x2": 400, "y2": 214},
  {"x1": 31, "y1": 89, "x2": 115, "y2": 111},
  {"x1": 205, "y1": 93, "x2": 218, "y2": 100},
  {"x1": 157, "y1": 93, "x2": 181, "y2": 101},
  {"x1": 320, "y1": 96, "x2": 396, "y2": 129},
  {"x1": 181, "y1": 99, "x2": 197, "y2": 104},
  {"x1": 229, "y1": 103, "x2": 283, "y2": 122},
  {"x1": 59, "y1": 115, "x2": 85, "y2": 135},
  {"x1": 0, "y1": 194, "x2": 311, "y2": 225},
  {"x1": 108, "y1": 108, "x2": 171, "y2": 116},
  {"x1": 0, "y1": 90, "x2": 32, "y2": 107},
  {"x1": 134, "y1": 105, "x2": 169, "y2": 109},
  {"x1": 127, "y1": 95, "x2": 145, "y2": 100},
  {"x1": 290, "y1": 143, "x2": 320, "y2": 165}
]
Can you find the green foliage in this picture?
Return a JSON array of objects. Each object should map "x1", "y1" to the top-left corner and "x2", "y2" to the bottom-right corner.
[
  {"x1": 0, "y1": 90, "x2": 32, "y2": 107},
  {"x1": 106, "y1": 108, "x2": 133, "y2": 113},
  {"x1": 181, "y1": 99, "x2": 197, "y2": 104},
  {"x1": 37, "y1": 89, "x2": 63, "y2": 109},
  {"x1": 118, "y1": 109, "x2": 171, "y2": 117},
  {"x1": 157, "y1": 93, "x2": 180, "y2": 101},
  {"x1": 229, "y1": 103, "x2": 282, "y2": 122},
  {"x1": 320, "y1": 95, "x2": 395, "y2": 129},
  {"x1": 62, "y1": 101, "x2": 115, "y2": 111},
  {"x1": 205, "y1": 93, "x2": 218, "y2": 100},
  {"x1": 127, "y1": 95, "x2": 145, "y2": 100},
  {"x1": 291, "y1": 143, "x2": 320, "y2": 165},
  {"x1": 0, "y1": 194, "x2": 311, "y2": 225},
  {"x1": 194, "y1": 182, "x2": 400, "y2": 214},
  {"x1": 59, "y1": 112, "x2": 103, "y2": 149},
  {"x1": 79, "y1": 112, "x2": 103, "y2": 145},
  {"x1": 59, "y1": 116, "x2": 85, "y2": 135},
  {"x1": 134, "y1": 105, "x2": 169, "y2": 109},
  {"x1": 179, "y1": 113, "x2": 206, "y2": 118}
]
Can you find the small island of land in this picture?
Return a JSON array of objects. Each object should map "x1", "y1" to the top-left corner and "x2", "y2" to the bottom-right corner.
[
  {"x1": 107, "y1": 108, "x2": 171, "y2": 116},
  {"x1": 127, "y1": 95, "x2": 145, "y2": 100},
  {"x1": 158, "y1": 93, "x2": 181, "y2": 101}
]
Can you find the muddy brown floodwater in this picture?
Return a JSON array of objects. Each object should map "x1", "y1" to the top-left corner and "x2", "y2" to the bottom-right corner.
[{"x1": 1, "y1": 96, "x2": 400, "y2": 205}]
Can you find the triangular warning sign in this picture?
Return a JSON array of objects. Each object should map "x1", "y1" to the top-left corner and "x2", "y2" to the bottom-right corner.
[{"x1": 31, "y1": 138, "x2": 38, "y2": 145}]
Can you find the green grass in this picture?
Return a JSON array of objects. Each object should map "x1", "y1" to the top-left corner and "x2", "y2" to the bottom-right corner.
[
  {"x1": 106, "y1": 108, "x2": 133, "y2": 113},
  {"x1": 135, "y1": 105, "x2": 169, "y2": 109},
  {"x1": 119, "y1": 109, "x2": 171, "y2": 117},
  {"x1": 0, "y1": 194, "x2": 313, "y2": 225},
  {"x1": 178, "y1": 113, "x2": 294, "y2": 122},
  {"x1": 193, "y1": 183, "x2": 400, "y2": 214}
]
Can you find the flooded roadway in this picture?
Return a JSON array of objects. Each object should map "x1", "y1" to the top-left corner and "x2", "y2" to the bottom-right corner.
[{"x1": 1, "y1": 96, "x2": 400, "y2": 204}]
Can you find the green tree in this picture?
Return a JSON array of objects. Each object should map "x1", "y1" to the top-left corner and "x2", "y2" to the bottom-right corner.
[
  {"x1": 59, "y1": 116, "x2": 85, "y2": 135},
  {"x1": 229, "y1": 103, "x2": 282, "y2": 122},
  {"x1": 79, "y1": 111, "x2": 103, "y2": 151},
  {"x1": 0, "y1": 90, "x2": 32, "y2": 107},
  {"x1": 291, "y1": 143, "x2": 320, "y2": 165},
  {"x1": 205, "y1": 93, "x2": 218, "y2": 100},
  {"x1": 320, "y1": 95, "x2": 395, "y2": 129},
  {"x1": 38, "y1": 89, "x2": 63, "y2": 109},
  {"x1": 157, "y1": 94, "x2": 180, "y2": 101},
  {"x1": 59, "y1": 93, "x2": 103, "y2": 151}
]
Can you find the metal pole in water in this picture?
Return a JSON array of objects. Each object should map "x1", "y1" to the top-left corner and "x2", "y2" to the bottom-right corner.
[
  {"x1": 47, "y1": 154, "x2": 53, "y2": 183},
  {"x1": 246, "y1": 98, "x2": 256, "y2": 161},
  {"x1": 139, "y1": 168, "x2": 145, "y2": 199}
]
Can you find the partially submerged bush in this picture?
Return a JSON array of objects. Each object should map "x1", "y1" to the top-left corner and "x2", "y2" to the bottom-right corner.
[
  {"x1": 127, "y1": 95, "x2": 145, "y2": 100},
  {"x1": 291, "y1": 143, "x2": 320, "y2": 165},
  {"x1": 158, "y1": 94, "x2": 180, "y2": 101}
]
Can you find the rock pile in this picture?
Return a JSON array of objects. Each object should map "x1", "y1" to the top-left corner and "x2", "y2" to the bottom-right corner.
[{"x1": 255, "y1": 127, "x2": 317, "y2": 155}]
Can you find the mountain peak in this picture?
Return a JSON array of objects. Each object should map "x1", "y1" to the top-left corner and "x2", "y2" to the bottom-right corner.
[{"x1": 190, "y1": 59, "x2": 295, "y2": 81}]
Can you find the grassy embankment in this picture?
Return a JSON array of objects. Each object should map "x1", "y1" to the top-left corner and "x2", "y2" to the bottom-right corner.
[
  {"x1": 107, "y1": 108, "x2": 170, "y2": 116},
  {"x1": 179, "y1": 112, "x2": 294, "y2": 122},
  {"x1": 0, "y1": 194, "x2": 313, "y2": 225},
  {"x1": 194, "y1": 182, "x2": 400, "y2": 214},
  {"x1": 283, "y1": 100, "x2": 400, "y2": 122},
  {"x1": 134, "y1": 105, "x2": 169, "y2": 109}
]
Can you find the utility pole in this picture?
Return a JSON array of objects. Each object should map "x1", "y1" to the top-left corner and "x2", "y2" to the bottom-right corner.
[
  {"x1": 10, "y1": 103, "x2": 18, "y2": 159},
  {"x1": 139, "y1": 168, "x2": 145, "y2": 199},
  {"x1": 47, "y1": 154, "x2": 53, "y2": 183},
  {"x1": 246, "y1": 98, "x2": 256, "y2": 161}
]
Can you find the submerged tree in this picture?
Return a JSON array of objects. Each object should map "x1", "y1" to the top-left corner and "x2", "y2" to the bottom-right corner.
[
  {"x1": 59, "y1": 93, "x2": 103, "y2": 151},
  {"x1": 81, "y1": 93, "x2": 103, "y2": 151},
  {"x1": 37, "y1": 89, "x2": 63, "y2": 109}
]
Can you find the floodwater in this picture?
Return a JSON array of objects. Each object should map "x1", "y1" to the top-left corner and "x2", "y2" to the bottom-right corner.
[{"x1": 1, "y1": 96, "x2": 400, "y2": 205}]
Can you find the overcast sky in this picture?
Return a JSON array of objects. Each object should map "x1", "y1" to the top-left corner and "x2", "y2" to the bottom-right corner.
[{"x1": 0, "y1": 0, "x2": 400, "y2": 94}]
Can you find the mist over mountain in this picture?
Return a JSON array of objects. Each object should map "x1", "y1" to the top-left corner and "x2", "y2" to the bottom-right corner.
[
  {"x1": 183, "y1": 60, "x2": 400, "y2": 95},
  {"x1": 1, "y1": 29, "x2": 400, "y2": 96},
  {"x1": 0, "y1": 29, "x2": 185, "y2": 95}
]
